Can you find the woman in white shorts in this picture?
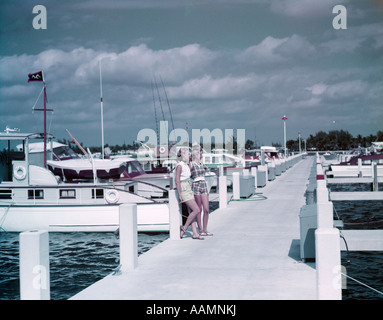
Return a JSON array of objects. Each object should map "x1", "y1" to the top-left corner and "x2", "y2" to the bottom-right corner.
[{"x1": 176, "y1": 148, "x2": 204, "y2": 240}]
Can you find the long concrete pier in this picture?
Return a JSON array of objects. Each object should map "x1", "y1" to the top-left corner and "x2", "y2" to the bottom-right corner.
[{"x1": 71, "y1": 157, "x2": 317, "y2": 300}]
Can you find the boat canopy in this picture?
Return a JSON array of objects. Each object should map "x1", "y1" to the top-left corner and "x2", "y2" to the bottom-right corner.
[{"x1": 0, "y1": 132, "x2": 54, "y2": 141}]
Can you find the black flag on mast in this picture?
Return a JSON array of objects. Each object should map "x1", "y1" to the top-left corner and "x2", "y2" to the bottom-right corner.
[{"x1": 28, "y1": 70, "x2": 44, "y2": 82}]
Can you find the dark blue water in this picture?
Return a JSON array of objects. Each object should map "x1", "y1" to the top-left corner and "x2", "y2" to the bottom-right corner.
[
  {"x1": 329, "y1": 183, "x2": 383, "y2": 300},
  {"x1": 0, "y1": 232, "x2": 168, "y2": 300}
]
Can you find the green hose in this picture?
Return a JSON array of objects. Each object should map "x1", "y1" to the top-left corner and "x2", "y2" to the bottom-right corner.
[{"x1": 229, "y1": 192, "x2": 268, "y2": 202}]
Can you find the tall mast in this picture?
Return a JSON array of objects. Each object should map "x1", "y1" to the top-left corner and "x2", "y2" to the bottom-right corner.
[
  {"x1": 33, "y1": 73, "x2": 53, "y2": 168},
  {"x1": 43, "y1": 83, "x2": 47, "y2": 166},
  {"x1": 99, "y1": 60, "x2": 105, "y2": 159},
  {"x1": 160, "y1": 76, "x2": 176, "y2": 143}
]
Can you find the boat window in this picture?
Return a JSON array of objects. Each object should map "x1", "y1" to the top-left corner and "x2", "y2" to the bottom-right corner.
[
  {"x1": 28, "y1": 189, "x2": 44, "y2": 199},
  {"x1": 91, "y1": 188, "x2": 104, "y2": 199},
  {"x1": 0, "y1": 190, "x2": 12, "y2": 199},
  {"x1": 1, "y1": 139, "x2": 26, "y2": 182},
  {"x1": 60, "y1": 189, "x2": 76, "y2": 199}
]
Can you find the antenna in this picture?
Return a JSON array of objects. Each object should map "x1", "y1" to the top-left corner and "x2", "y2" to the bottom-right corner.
[
  {"x1": 99, "y1": 60, "x2": 105, "y2": 159},
  {"x1": 151, "y1": 80, "x2": 160, "y2": 147},
  {"x1": 160, "y1": 75, "x2": 176, "y2": 143}
]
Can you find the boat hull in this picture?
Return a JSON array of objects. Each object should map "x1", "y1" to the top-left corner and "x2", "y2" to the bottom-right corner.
[
  {"x1": 0, "y1": 203, "x2": 170, "y2": 233},
  {"x1": 47, "y1": 159, "x2": 125, "y2": 181},
  {"x1": 48, "y1": 165, "x2": 124, "y2": 180}
]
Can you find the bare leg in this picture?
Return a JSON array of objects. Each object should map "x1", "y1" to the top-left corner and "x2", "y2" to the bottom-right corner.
[
  {"x1": 191, "y1": 221, "x2": 199, "y2": 238},
  {"x1": 181, "y1": 199, "x2": 201, "y2": 238},
  {"x1": 200, "y1": 193, "x2": 210, "y2": 233},
  {"x1": 194, "y1": 194, "x2": 203, "y2": 232}
]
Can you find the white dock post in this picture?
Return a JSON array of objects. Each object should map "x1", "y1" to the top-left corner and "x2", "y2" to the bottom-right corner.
[
  {"x1": 219, "y1": 166, "x2": 227, "y2": 208},
  {"x1": 19, "y1": 230, "x2": 50, "y2": 300},
  {"x1": 315, "y1": 161, "x2": 341, "y2": 300},
  {"x1": 372, "y1": 162, "x2": 378, "y2": 192},
  {"x1": 315, "y1": 227, "x2": 342, "y2": 300},
  {"x1": 317, "y1": 201, "x2": 334, "y2": 229},
  {"x1": 316, "y1": 167, "x2": 334, "y2": 231},
  {"x1": 261, "y1": 150, "x2": 265, "y2": 165},
  {"x1": 251, "y1": 166, "x2": 257, "y2": 194},
  {"x1": 169, "y1": 189, "x2": 182, "y2": 240},
  {"x1": 219, "y1": 165, "x2": 224, "y2": 177},
  {"x1": 358, "y1": 158, "x2": 363, "y2": 177},
  {"x1": 119, "y1": 204, "x2": 138, "y2": 272},
  {"x1": 232, "y1": 172, "x2": 240, "y2": 200},
  {"x1": 316, "y1": 180, "x2": 329, "y2": 204}
]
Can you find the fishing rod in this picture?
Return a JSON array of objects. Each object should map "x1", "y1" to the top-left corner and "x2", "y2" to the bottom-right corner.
[{"x1": 66, "y1": 129, "x2": 88, "y2": 156}]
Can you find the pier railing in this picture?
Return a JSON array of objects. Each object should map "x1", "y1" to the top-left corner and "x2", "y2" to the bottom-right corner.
[{"x1": 302, "y1": 153, "x2": 383, "y2": 300}]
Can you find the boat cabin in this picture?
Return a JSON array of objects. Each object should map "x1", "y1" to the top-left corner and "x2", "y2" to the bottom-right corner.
[{"x1": 0, "y1": 132, "x2": 55, "y2": 185}]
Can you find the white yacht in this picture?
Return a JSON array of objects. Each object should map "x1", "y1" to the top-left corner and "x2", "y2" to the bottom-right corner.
[{"x1": 0, "y1": 131, "x2": 170, "y2": 233}]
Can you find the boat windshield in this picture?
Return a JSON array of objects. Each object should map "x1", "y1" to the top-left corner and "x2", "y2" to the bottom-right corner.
[
  {"x1": 126, "y1": 161, "x2": 146, "y2": 175},
  {"x1": 53, "y1": 146, "x2": 81, "y2": 160}
]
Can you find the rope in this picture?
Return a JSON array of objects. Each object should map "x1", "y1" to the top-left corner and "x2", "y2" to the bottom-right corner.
[
  {"x1": 334, "y1": 205, "x2": 383, "y2": 227},
  {"x1": 342, "y1": 272, "x2": 383, "y2": 296},
  {"x1": 47, "y1": 109, "x2": 54, "y2": 135},
  {"x1": 31, "y1": 86, "x2": 44, "y2": 111},
  {"x1": 0, "y1": 203, "x2": 12, "y2": 233},
  {"x1": 340, "y1": 232, "x2": 383, "y2": 297}
]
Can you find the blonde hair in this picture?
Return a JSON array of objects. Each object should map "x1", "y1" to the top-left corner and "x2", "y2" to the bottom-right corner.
[
  {"x1": 177, "y1": 147, "x2": 189, "y2": 160},
  {"x1": 191, "y1": 144, "x2": 201, "y2": 161}
]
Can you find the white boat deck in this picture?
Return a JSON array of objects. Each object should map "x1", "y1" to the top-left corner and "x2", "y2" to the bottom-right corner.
[{"x1": 71, "y1": 157, "x2": 317, "y2": 300}]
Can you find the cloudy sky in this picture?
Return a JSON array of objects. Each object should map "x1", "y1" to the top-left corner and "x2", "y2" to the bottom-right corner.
[{"x1": 0, "y1": 0, "x2": 382, "y2": 148}]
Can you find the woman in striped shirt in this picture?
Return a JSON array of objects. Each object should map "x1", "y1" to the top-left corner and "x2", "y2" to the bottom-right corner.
[{"x1": 191, "y1": 146, "x2": 213, "y2": 236}]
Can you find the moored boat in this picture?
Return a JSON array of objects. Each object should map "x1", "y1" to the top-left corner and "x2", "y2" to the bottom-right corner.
[
  {"x1": 327, "y1": 142, "x2": 383, "y2": 177},
  {"x1": 0, "y1": 131, "x2": 170, "y2": 232},
  {"x1": 18, "y1": 140, "x2": 127, "y2": 181}
]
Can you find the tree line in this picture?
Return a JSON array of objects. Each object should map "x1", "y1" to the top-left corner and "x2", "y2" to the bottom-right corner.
[
  {"x1": 244, "y1": 130, "x2": 383, "y2": 152},
  {"x1": 60, "y1": 130, "x2": 383, "y2": 155},
  {"x1": 287, "y1": 130, "x2": 383, "y2": 151}
]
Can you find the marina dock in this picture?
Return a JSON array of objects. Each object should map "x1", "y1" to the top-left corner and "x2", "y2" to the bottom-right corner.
[{"x1": 71, "y1": 156, "x2": 317, "y2": 300}]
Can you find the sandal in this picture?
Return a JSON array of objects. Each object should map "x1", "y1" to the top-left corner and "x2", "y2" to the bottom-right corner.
[
  {"x1": 200, "y1": 231, "x2": 213, "y2": 236},
  {"x1": 180, "y1": 226, "x2": 186, "y2": 238},
  {"x1": 192, "y1": 234, "x2": 205, "y2": 240}
]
